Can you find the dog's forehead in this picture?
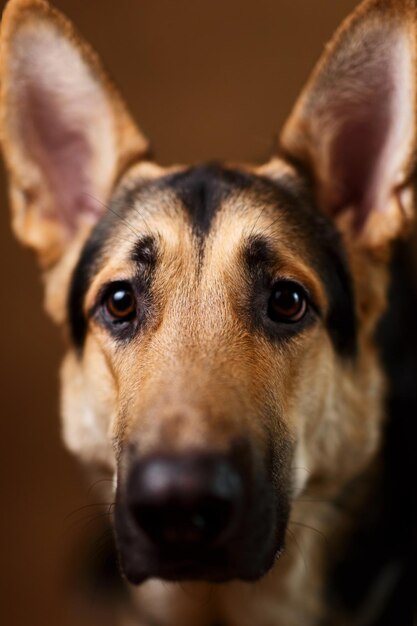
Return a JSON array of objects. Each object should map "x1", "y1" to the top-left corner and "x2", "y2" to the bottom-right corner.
[
  {"x1": 83, "y1": 163, "x2": 303, "y2": 284},
  {"x1": 69, "y1": 162, "x2": 357, "y2": 355},
  {"x1": 83, "y1": 163, "x2": 337, "y2": 301},
  {"x1": 111, "y1": 163, "x2": 316, "y2": 253},
  {"x1": 115, "y1": 162, "x2": 290, "y2": 237},
  {"x1": 155, "y1": 163, "x2": 261, "y2": 236}
]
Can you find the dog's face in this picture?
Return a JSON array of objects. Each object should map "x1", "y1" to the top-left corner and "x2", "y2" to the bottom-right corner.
[
  {"x1": 65, "y1": 161, "x2": 359, "y2": 582},
  {"x1": 1, "y1": 0, "x2": 416, "y2": 585}
]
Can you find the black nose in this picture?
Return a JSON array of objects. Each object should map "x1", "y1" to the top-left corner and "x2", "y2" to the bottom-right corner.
[{"x1": 126, "y1": 453, "x2": 244, "y2": 548}]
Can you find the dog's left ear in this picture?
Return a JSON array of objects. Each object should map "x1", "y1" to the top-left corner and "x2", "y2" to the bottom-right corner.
[
  {"x1": 0, "y1": 0, "x2": 149, "y2": 267},
  {"x1": 279, "y1": 0, "x2": 417, "y2": 249}
]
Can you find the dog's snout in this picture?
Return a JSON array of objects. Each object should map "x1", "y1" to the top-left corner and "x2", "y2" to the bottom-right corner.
[
  {"x1": 127, "y1": 454, "x2": 244, "y2": 548},
  {"x1": 116, "y1": 440, "x2": 285, "y2": 583}
]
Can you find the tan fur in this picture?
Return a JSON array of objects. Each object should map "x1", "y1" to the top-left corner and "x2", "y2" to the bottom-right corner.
[
  {"x1": 1, "y1": 0, "x2": 415, "y2": 625},
  {"x1": 0, "y1": 0, "x2": 148, "y2": 267}
]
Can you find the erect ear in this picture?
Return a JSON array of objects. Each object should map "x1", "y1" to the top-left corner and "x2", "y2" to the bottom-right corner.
[
  {"x1": 0, "y1": 0, "x2": 149, "y2": 267},
  {"x1": 279, "y1": 0, "x2": 417, "y2": 249}
]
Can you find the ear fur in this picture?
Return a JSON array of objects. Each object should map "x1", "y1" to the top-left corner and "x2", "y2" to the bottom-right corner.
[
  {"x1": 0, "y1": 0, "x2": 149, "y2": 266},
  {"x1": 280, "y1": 0, "x2": 417, "y2": 249}
]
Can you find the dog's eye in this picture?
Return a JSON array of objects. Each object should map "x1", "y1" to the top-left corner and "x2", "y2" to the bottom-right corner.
[
  {"x1": 268, "y1": 281, "x2": 307, "y2": 323},
  {"x1": 105, "y1": 284, "x2": 136, "y2": 321}
]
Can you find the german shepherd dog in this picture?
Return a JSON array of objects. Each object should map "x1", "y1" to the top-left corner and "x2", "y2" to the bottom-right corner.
[{"x1": 1, "y1": 0, "x2": 416, "y2": 624}]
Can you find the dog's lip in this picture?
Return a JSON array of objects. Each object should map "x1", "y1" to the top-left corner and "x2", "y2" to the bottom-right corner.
[
  {"x1": 122, "y1": 557, "x2": 272, "y2": 585},
  {"x1": 118, "y1": 537, "x2": 284, "y2": 585}
]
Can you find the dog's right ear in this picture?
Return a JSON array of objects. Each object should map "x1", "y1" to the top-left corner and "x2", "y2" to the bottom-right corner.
[{"x1": 0, "y1": 0, "x2": 149, "y2": 267}]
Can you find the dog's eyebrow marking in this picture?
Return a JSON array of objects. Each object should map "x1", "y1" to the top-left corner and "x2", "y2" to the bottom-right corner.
[
  {"x1": 162, "y1": 163, "x2": 253, "y2": 236},
  {"x1": 131, "y1": 235, "x2": 158, "y2": 267},
  {"x1": 244, "y1": 234, "x2": 277, "y2": 271},
  {"x1": 243, "y1": 177, "x2": 358, "y2": 358}
]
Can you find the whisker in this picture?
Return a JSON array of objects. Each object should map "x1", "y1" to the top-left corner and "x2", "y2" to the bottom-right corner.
[
  {"x1": 63, "y1": 502, "x2": 115, "y2": 523},
  {"x1": 107, "y1": 205, "x2": 142, "y2": 238},
  {"x1": 286, "y1": 527, "x2": 307, "y2": 573},
  {"x1": 83, "y1": 192, "x2": 142, "y2": 239},
  {"x1": 110, "y1": 234, "x2": 142, "y2": 247},
  {"x1": 129, "y1": 198, "x2": 154, "y2": 235},
  {"x1": 87, "y1": 478, "x2": 114, "y2": 497},
  {"x1": 289, "y1": 521, "x2": 330, "y2": 548},
  {"x1": 176, "y1": 583, "x2": 213, "y2": 608},
  {"x1": 64, "y1": 510, "x2": 114, "y2": 536},
  {"x1": 257, "y1": 213, "x2": 284, "y2": 239},
  {"x1": 248, "y1": 204, "x2": 270, "y2": 240},
  {"x1": 90, "y1": 528, "x2": 117, "y2": 564}
]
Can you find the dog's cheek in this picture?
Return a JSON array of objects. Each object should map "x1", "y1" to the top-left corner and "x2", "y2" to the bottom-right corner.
[
  {"x1": 292, "y1": 335, "x2": 384, "y2": 495},
  {"x1": 42, "y1": 225, "x2": 94, "y2": 325},
  {"x1": 60, "y1": 346, "x2": 116, "y2": 471},
  {"x1": 288, "y1": 335, "x2": 336, "y2": 495}
]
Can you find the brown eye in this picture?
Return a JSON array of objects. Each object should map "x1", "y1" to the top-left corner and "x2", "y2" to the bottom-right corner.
[
  {"x1": 105, "y1": 284, "x2": 136, "y2": 321},
  {"x1": 268, "y1": 281, "x2": 307, "y2": 323}
]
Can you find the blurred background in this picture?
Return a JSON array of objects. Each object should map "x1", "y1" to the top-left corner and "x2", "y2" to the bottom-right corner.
[{"x1": 0, "y1": 1, "x2": 358, "y2": 624}]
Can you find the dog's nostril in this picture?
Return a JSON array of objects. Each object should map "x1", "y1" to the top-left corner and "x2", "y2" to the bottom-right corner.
[
  {"x1": 133, "y1": 496, "x2": 233, "y2": 545},
  {"x1": 127, "y1": 455, "x2": 243, "y2": 548}
]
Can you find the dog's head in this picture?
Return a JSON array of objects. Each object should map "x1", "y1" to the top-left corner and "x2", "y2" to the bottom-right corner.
[{"x1": 1, "y1": 0, "x2": 416, "y2": 584}]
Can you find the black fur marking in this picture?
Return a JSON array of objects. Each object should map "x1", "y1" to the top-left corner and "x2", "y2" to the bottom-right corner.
[
  {"x1": 244, "y1": 235, "x2": 277, "y2": 269},
  {"x1": 68, "y1": 217, "x2": 115, "y2": 349},
  {"x1": 242, "y1": 175, "x2": 357, "y2": 357},
  {"x1": 131, "y1": 235, "x2": 158, "y2": 268},
  {"x1": 68, "y1": 192, "x2": 149, "y2": 350},
  {"x1": 316, "y1": 236, "x2": 357, "y2": 358},
  {"x1": 279, "y1": 181, "x2": 357, "y2": 357},
  {"x1": 328, "y1": 241, "x2": 417, "y2": 624},
  {"x1": 69, "y1": 209, "x2": 159, "y2": 351},
  {"x1": 162, "y1": 163, "x2": 252, "y2": 235}
]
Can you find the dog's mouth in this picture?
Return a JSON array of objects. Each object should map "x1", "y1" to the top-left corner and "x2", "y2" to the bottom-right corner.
[
  {"x1": 113, "y1": 444, "x2": 290, "y2": 584},
  {"x1": 117, "y1": 539, "x2": 284, "y2": 585}
]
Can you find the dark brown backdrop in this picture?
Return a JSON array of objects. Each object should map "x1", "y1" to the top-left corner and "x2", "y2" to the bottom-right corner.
[{"x1": 0, "y1": 1, "x2": 357, "y2": 624}]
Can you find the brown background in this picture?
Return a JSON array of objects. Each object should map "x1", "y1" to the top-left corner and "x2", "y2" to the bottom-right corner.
[{"x1": 0, "y1": 1, "x2": 358, "y2": 624}]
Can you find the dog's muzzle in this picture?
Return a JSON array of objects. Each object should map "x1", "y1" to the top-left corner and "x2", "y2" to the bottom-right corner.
[{"x1": 114, "y1": 439, "x2": 289, "y2": 584}]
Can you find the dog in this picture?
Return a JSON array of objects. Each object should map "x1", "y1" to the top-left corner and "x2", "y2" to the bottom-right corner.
[{"x1": 1, "y1": 0, "x2": 416, "y2": 624}]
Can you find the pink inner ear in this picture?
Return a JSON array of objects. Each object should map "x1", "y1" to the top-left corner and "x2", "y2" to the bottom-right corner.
[
  {"x1": 305, "y1": 22, "x2": 415, "y2": 230},
  {"x1": 329, "y1": 81, "x2": 394, "y2": 229},
  {"x1": 10, "y1": 23, "x2": 115, "y2": 234},
  {"x1": 20, "y1": 80, "x2": 102, "y2": 232}
]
